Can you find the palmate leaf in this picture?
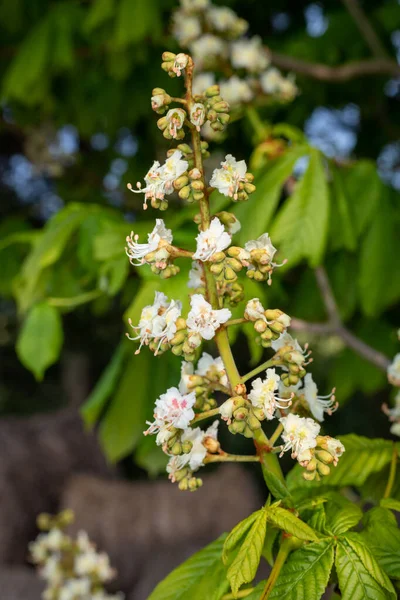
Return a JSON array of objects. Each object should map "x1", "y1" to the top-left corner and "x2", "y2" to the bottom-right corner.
[
  {"x1": 268, "y1": 540, "x2": 335, "y2": 600},
  {"x1": 223, "y1": 510, "x2": 263, "y2": 564},
  {"x1": 266, "y1": 505, "x2": 319, "y2": 542},
  {"x1": 287, "y1": 435, "x2": 394, "y2": 494},
  {"x1": 148, "y1": 535, "x2": 228, "y2": 600},
  {"x1": 270, "y1": 148, "x2": 330, "y2": 268},
  {"x1": 225, "y1": 509, "x2": 268, "y2": 596},
  {"x1": 336, "y1": 533, "x2": 396, "y2": 600}
]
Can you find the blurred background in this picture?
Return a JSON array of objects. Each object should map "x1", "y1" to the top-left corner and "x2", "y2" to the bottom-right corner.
[{"x1": 0, "y1": 0, "x2": 399, "y2": 597}]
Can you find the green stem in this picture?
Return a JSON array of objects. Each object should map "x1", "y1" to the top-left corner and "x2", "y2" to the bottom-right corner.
[
  {"x1": 260, "y1": 537, "x2": 293, "y2": 600},
  {"x1": 269, "y1": 423, "x2": 284, "y2": 447},
  {"x1": 384, "y1": 445, "x2": 398, "y2": 499},
  {"x1": 192, "y1": 408, "x2": 220, "y2": 424},
  {"x1": 225, "y1": 318, "x2": 248, "y2": 327},
  {"x1": 246, "y1": 106, "x2": 269, "y2": 143},
  {"x1": 241, "y1": 359, "x2": 277, "y2": 383},
  {"x1": 205, "y1": 453, "x2": 260, "y2": 464},
  {"x1": 222, "y1": 589, "x2": 255, "y2": 600}
]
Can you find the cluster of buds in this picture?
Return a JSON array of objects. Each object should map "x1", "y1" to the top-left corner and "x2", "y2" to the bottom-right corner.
[
  {"x1": 271, "y1": 333, "x2": 311, "y2": 387},
  {"x1": 161, "y1": 51, "x2": 189, "y2": 78},
  {"x1": 180, "y1": 354, "x2": 229, "y2": 411},
  {"x1": 219, "y1": 280, "x2": 245, "y2": 305},
  {"x1": 220, "y1": 395, "x2": 259, "y2": 438},
  {"x1": 151, "y1": 87, "x2": 172, "y2": 114},
  {"x1": 244, "y1": 299, "x2": 291, "y2": 348},
  {"x1": 29, "y1": 511, "x2": 122, "y2": 600},
  {"x1": 299, "y1": 436, "x2": 346, "y2": 481},
  {"x1": 209, "y1": 251, "x2": 243, "y2": 283},
  {"x1": 174, "y1": 167, "x2": 206, "y2": 203},
  {"x1": 202, "y1": 85, "x2": 230, "y2": 132},
  {"x1": 170, "y1": 317, "x2": 197, "y2": 361},
  {"x1": 229, "y1": 233, "x2": 285, "y2": 284}
]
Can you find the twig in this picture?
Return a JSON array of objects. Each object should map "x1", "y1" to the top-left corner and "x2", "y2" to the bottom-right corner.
[
  {"x1": 341, "y1": 0, "x2": 388, "y2": 59},
  {"x1": 290, "y1": 267, "x2": 390, "y2": 372},
  {"x1": 269, "y1": 53, "x2": 400, "y2": 82}
]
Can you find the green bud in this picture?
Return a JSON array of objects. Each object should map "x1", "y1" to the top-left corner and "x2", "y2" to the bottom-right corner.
[
  {"x1": 244, "y1": 182, "x2": 256, "y2": 194},
  {"x1": 247, "y1": 413, "x2": 261, "y2": 430},
  {"x1": 177, "y1": 143, "x2": 192, "y2": 154},
  {"x1": 233, "y1": 407, "x2": 249, "y2": 420},
  {"x1": 171, "y1": 344, "x2": 183, "y2": 356},
  {"x1": 302, "y1": 470, "x2": 316, "y2": 481},
  {"x1": 181, "y1": 441, "x2": 193, "y2": 454},
  {"x1": 217, "y1": 113, "x2": 230, "y2": 126},
  {"x1": 191, "y1": 180, "x2": 204, "y2": 191},
  {"x1": 224, "y1": 266, "x2": 237, "y2": 281},
  {"x1": 316, "y1": 450, "x2": 334, "y2": 465},
  {"x1": 178, "y1": 478, "x2": 189, "y2": 490},
  {"x1": 192, "y1": 190, "x2": 205, "y2": 202},
  {"x1": 178, "y1": 185, "x2": 192, "y2": 200},
  {"x1": 162, "y1": 51, "x2": 176, "y2": 61},
  {"x1": 170, "y1": 442, "x2": 183, "y2": 455},
  {"x1": 213, "y1": 101, "x2": 230, "y2": 113},
  {"x1": 255, "y1": 319, "x2": 267, "y2": 333},
  {"x1": 210, "y1": 262, "x2": 224, "y2": 275},
  {"x1": 207, "y1": 109, "x2": 218, "y2": 122},
  {"x1": 317, "y1": 462, "x2": 331, "y2": 477},
  {"x1": 243, "y1": 425, "x2": 254, "y2": 438},
  {"x1": 306, "y1": 458, "x2": 317, "y2": 472},
  {"x1": 157, "y1": 116, "x2": 168, "y2": 130},
  {"x1": 205, "y1": 85, "x2": 220, "y2": 97},
  {"x1": 229, "y1": 420, "x2": 246, "y2": 434},
  {"x1": 174, "y1": 175, "x2": 189, "y2": 190}
]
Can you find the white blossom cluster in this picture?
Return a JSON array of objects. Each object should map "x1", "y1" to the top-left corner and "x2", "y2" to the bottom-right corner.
[
  {"x1": 29, "y1": 526, "x2": 123, "y2": 600},
  {"x1": 172, "y1": 0, "x2": 298, "y2": 112}
]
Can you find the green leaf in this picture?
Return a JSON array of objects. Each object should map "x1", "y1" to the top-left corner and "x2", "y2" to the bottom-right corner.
[
  {"x1": 262, "y1": 470, "x2": 293, "y2": 504},
  {"x1": 329, "y1": 166, "x2": 356, "y2": 252},
  {"x1": 358, "y1": 192, "x2": 400, "y2": 316},
  {"x1": 268, "y1": 540, "x2": 335, "y2": 600},
  {"x1": 98, "y1": 350, "x2": 150, "y2": 461},
  {"x1": 81, "y1": 342, "x2": 128, "y2": 427},
  {"x1": 380, "y1": 498, "x2": 400, "y2": 512},
  {"x1": 223, "y1": 510, "x2": 264, "y2": 564},
  {"x1": 337, "y1": 533, "x2": 396, "y2": 599},
  {"x1": 324, "y1": 493, "x2": 363, "y2": 535},
  {"x1": 16, "y1": 302, "x2": 63, "y2": 381},
  {"x1": 361, "y1": 507, "x2": 400, "y2": 580},
  {"x1": 287, "y1": 435, "x2": 394, "y2": 493},
  {"x1": 342, "y1": 160, "x2": 380, "y2": 238},
  {"x1": 3, "y1": 16, "x2": 51, "y2": 101},
  {"x1": 84, "y1": 0, "x2": 115, "y2": 33},
  {"x1": 262, "y1": 527, "x2": 280, "y2": 566},
  {"x1": 114, "y1": 0, "x2": 160, "y2": 47},
  {"x1": 226, "y1": 508, "x2": 268, "y2": 596},
  {"x1": 271, "y1": 149, "x2": 330, "y2": 268},
  {"x1": 266, "y1": 505, "x2": 319, "y2": 541},
  {"x1": 243, "y1": 580, "x2": 267, "y2": 599},
  {"x1": 234, "y1": 146, "x2": 308, "y2": 247},
  {"x1": 148, "y1": 535, "x2": 228, "y2": 600}
]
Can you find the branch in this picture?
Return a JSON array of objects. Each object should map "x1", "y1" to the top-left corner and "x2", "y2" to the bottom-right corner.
[
  {"x1": 341, "y1": 0, "x2": 388, "y2": 59},
  {"x1": 290, "y1": 266, "x2": 390, "y2": 372},
  {"x1": 269, "y1": 52, "x2": 400, "y2": 82}
]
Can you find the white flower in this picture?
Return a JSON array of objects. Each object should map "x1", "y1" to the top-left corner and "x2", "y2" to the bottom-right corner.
[
  {"x1": 187, "y1": 294, "x2": 231, "y2": 342},
  {"x1": 172, "y1": 53, "x2": 189, "y2": 77},
  {"x1": 196, "y1": 352, "x2": 228, "y2": 388},
  {"x1": 173, "y1": 14, "x2": 202, "y2": 46},
  {"x1": 192, "y1": 72, "x2": 215, "y2": 96},
  {"x1": 128, "y1": 150, "x2": 188, "y2": 209},
  {"x1": 244, "y1": 233, "x2": 277, "y2": 264},
  {"x1": 210, "y1": 154, "x2": 248, "y2": 200},
  {"x1": 151, "y1": 93, "x2": 165, "y2": 111},
  {"x1": 302, "y1": 373, "x2": 337, "y2": 422},
  {"x1": 166, "y1": 454, "x2": 189, "y2": 481},
  {"x1": 164, "y1": 108, "x2": 186, "y2": 138},
  {"x1": 166, "y1": 421, "x2": 219, "y2": 481},
  {"x1": 188, "y1": 260, "x2": 205, "y2": 289},
  {"x1": 193, "y1": 217, "x2": 231, "y2": 261},
  {"x1": 181, "y1": 0, "x2": 209, "y2": 11},
  {"x1": 207, "y1": 6, "x2": 240, "y2": 32},
  {"x1": 145, "y1": 387, "x2": 196, "y2": 442},
  {"x1": 41, "y1": 555, "x2": 63, "y2": 585},
  {"x1": 76, "y1": 531, "x2": 93, "y2": 553},
  {"x1": 219, "y1": 397, "x2": 236, "y2": 422},
  {"x1": 179, "y1": 361, "x2": 194, "y2": 394},
  {"x1": 125, "y1": 219, "x2": 173, "y2": 266},
  {"x1": 280, "y1": 413, "x2": 320, "y2": 459},
  {"x1": 219, "y1": 76, "x2": 253, "y2": 106},
  {"x1": 248, "y1": 368, "x2": 291, "y2": 420},
  {"x1": 190, "y1": 102, "x2": 206, "y2": 131},
  {"x1": 271, "y1": 332, "x2": 308, "y2": 366},
  {"x1": 260, "y1": 67, "x2": 283, "y2": 94},
  {"x1": 75, "y1": 550, "x2": 114, "y2": 581},
  {"x1": 59, "y1": 578, "x2": 92, "y2": 600},
  {"x1": 278, "y1": 76, "x2": 298, "y2": 101},
  {"x1": 127, "y1": 291, "x2": 182, "y2": 354},
  {"x1": 325, "y1": 437, "x2": 345, "y2": 464},
  {"x1": 190, "y1": 34, "x2": 228, "y2": 69},
  {"x1": 244, "y1": 298, "x2": 266, "y2": 322},
  {"x1": 225, "y1": 214, "x2": 241, "y2": 234},
  {"x1": 388, "y1": 353, "x2": 400, "y2": 386},
  {"x1": 231, "y1": 36, "x2": 270, "y2": 73},
  {"x1": 390, "y1": 422, "x2": 400, "y2": 437}
]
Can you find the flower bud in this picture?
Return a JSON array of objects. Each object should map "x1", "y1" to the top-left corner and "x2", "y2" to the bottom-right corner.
[
  {"x1": 302, "y1": 470, "x2": 316, "y2": 481},
  {"x1": 213, "y1": 101, "x2": 230, "y2": 113},
  {"x1": 203, "y1": 436, "x2": 220, "y2": 454},
  {"x1": 316, "y1": 450, "x2": 334, "y2": 465},
  {"x1": 162, "y1": 51, "x2": 176, "y2": 61},
  {"x1": 174, "y1": 175, "x2": 190, "y2": 190},
  {"x1": 254, "y1": 319, "x2": 267, "y2": 333},
  {"x1": 181, "y1": 440, "x2": 193, "y2": 454},
  {"x1": 233, "y1": 406, "x2": 249, "y2": 420},
  {"x1": 229, "y1": 420, "x2": 246, "y2": 434},
  {"x1": 247, "y1": 412, "x2": 261, "y2": 430},
  {"x1": 192, "y1": 190, "x2": 205, "y2": 202},
  {"x1": 205, "y1": 85, "x2": 220, "y2": 98},
  {"x1": 178, "y1": 185, "x2": 192, "y2": 200},
  {"x1": 317, "y1": 462, "x2": 331, "y2": 477},
  {"x1": 224, "y1": 266, "x2": 237, "y2": 281}
]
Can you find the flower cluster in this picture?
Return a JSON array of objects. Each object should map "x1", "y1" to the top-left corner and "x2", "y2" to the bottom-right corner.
[
  {"x1": 29, "y1": 511, "x2": 122, "y2": 600},
  {"x1": 171, "y1": 0, "x2": 298, "y2": 122},
  {"x1": 383, "y1": 352, "x2": 400, "y2": 436},
  {"x1": 124, "y1": 47, "x2": 344, "y2": 490}
]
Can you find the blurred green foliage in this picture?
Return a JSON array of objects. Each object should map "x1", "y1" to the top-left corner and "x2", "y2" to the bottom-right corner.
[{"x1": 0, "y1": 0, "x2": 399, "y2": 471}]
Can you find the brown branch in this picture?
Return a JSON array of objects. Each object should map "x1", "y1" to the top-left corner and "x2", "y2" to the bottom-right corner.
[
  {"x1": 269, "y1": 52, "x2": 400, "y2": 82},
  {"x1": 341, "y1": 0, "x2": 388, "y2": 59},
  {"x1": 290, "y1": 266, "x2": 390, "y2": 372}
]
